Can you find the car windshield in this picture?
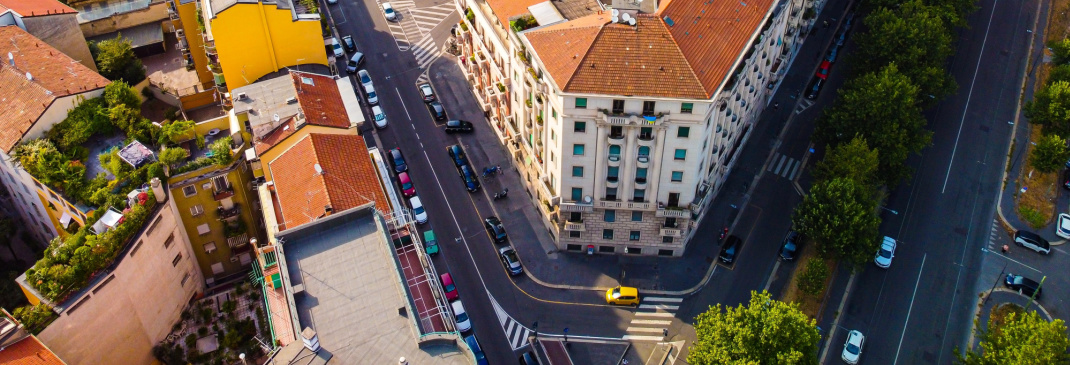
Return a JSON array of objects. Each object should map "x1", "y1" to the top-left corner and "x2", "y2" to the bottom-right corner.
[
  {"x1": 504, "y1": 250, "x2": 518, "y2": 261},
  {"x1": 497, "y1": 232, "x2": 507, "y2": 239},
  {"x1": 846, "y1": 344, "x2": 860, "y2": 354},
  {"x1": 456, "y1": 312, "x2": 468, "y2": 322},
  {"x1": 402, "y1": 182, "x2": 412, "y2": 189},
  {"x1": 1012, "y1": 276, "x2": 1023, "y2": 285},
  {"x1": 361, "y1": 75, "x2": 371, "y2": 83},
  {"x1": 368, "y1": 91, "x2": 376, "y2": 98},
  {"x1": 879, "y1": 248, "x2": 891, "y2": 258},
  {"x1": 414, "y1": 206, "x2": 425, "y2": 215},
  {"x1": 784, "y1": 242, "x2": 796, "y2": 251},
  {"x1": 385, "y1": 7, "x2": 394, "y2": 13},
  {"x1": 611, "y1": 288, "x2": 622, "y2": 298},
  {"x1": 447, "y1": 121, "x2": 459, "y2": 127},
  {"x1": 376, "y1": 113, "x2": 385, "y2": 121},
  {"x1": 725, "y1": 246, "x2": 736, "y2": 255},
  {"x1": 445, "y1": 284, "x2": 455, "y2": 292}
]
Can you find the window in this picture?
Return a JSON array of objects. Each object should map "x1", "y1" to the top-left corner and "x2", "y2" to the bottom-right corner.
[
  {"x1": 629, "y1": 231, "x2": 641, "y2": 241},
  {"x1": 638, "y1": 146, "x2": 651, "y2": 158},
  {"x1": 575, "y1": 121, "x2": 587, "y2": 132},
  {"x1": 609, "y1": 145, "x2": 622, "y2": 159},
  {"x1": 674, "y1": 149, "x2": 687, "y2": 160},
  {"x1": 610, "y1": 126, "x2": 623, "y2": 138},
  {"x1": 635, "y1": 168, "x2": 648, "y2": 183},
  {"x1": 204, "y1": 242, "x2": 217, "y2": 254},
  {"x1": 663, "y1": 236, "x2": 675, "y2": 244},
  {"x1": 678, "y1": 126, "x2": 690, "y2": 138},
  {"x1": 633, "y1": 189, "x2": 646, "y2": 202},
  {"x1": 572, "y1": 166, "x2": 584, "y2": 177},
  {"x1": 612, "y1": 99, "x2": 625, "y2": 114},
  {"x1": 639, "y1": 127, "x2": 653, "y2": 140},
  {"x1": 163, "y1": 233, "x2": 175, "y2": 248},
  {"x1": 671, "y1": 171, "x2": 684, "y2": 182},
  {"x1": 567, "y1": 244, "x2": 583, "y2": 251},
  {"x1": 212, "y1": 175, "x2": 229, "y2": 191},
  {"x1": 172, "y1": 253, "x2": 183, "y2": 267},
  {"x1": 573, "y1": 144, "x2": 585, "y2": 155},
  {"x1": 182, "y1": 185, "x2": 197, "y2": 197},
  {"x1": 658, "y1": 249, "x2": 674, "y2": 256},
  {"x1": 197, "y1": 223, "x2": 211, "y2": 236},
  {"x1": 190, "y1": 204, "x2": 205, "y2": 216},
  {"x1": 550, "y1": 152, "x2": 554, "y2": 162},
  {"x1": 147, "y1": 216, "x2": 162, "y2": 234},
  {"x1": 552, "y1": 109, "x2": 558, "y2": 119},
  {"x1": 603, "y1": 229, "x2": 614, "y2": 239},
  {"x1": 130, "y1": 240, "x2": 144, "y2": 256},
  {"x1": 211, "y1": 263, "x2": 225, "y2": 274},
  {"x1": 181, "y1": 272, "x2": 191, "y2": 286},
  {"x1": 681, "y1": 103, "x2": 694, "y2": 114},
  {"x1": 575, "y1": 98, "x2": 587, "y2": 109},
  {"x1": 599, "y1": 246, "x2": 615, "y2": 253},
  {"x1": 571, "y1": 188, "x2": 583, "y2": 201},
  {"x1": 642, "y1": 101, "x2": 655, "y2": 115},
  {"x1": 605, "y1": 187, "x2": 618, "y2": 200},
  {"x1": 569, "y1": 231, "x2": 581, "y2": 238},
  {"x1": 625, "y1": 247, "x2": 641, "y2": 254},
  {"x1": 631, "y1": 211, "x2": 643, "y2": 221},
  {"x1": 605, "y1": 210, "x2": 616, "y2": 222},
  {"x1": 552, "y1": 130, "x2": 556, "y2": 141},
  {"x1": 607, "y1": 166, "x2": 619, "y2": 181},
  {"x1": 569, "y1": 212, "x2": 582, "y2": 222}
]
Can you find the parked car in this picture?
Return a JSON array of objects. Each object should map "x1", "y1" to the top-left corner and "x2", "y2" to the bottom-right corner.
[
  {"x1": 389, "y1": 148, "x2": 407, "y2": 173},
  {"x1": 816, "y1": 60, "x2": 831, "y2": 80},
  {"x1": 874, "y1": 236, "x2": 896, "y2": 268},
  {"x1": 328, "y1": 37, "x2": 344, "y2": 57},
  {"x1": 1013, "y1": 230, "x2": 1051, "y2": 254},
  {"x1": 345, "y1": 52, "x2": 364, "y2": 73},
  {"x1": 327, "y1": 0, "x2": 336, "y2": 4},
  {"x1": 1004, "y1": 273, "x2": 1043, "y2": 299},
  {"x1": 447, "y1": 145, "x2": 469, "y2": 167},
  {"x1": 458, "y1": 165, "x2": 480, "y2": 192},
  {"x1": 419, "y1": 83, "x2": 436, "y2": 102},
  {"x1": 1063, "y1": 169, "x2": 1070, "y2": 190},
  {"x1": 836, "y1": 29, "x2": 849, "y2": 47},
  {"x1": 825, "y1": 47, "x2": 839, "y2": 63},
  {"x1": 358, "y1": 69, "x2": 373, "y2": 89},
  {"x1": 805, "y1": 77, "x2": 824, "y2": 100},
  {"x1": 423, "y1": 229, "x2": 439, "y2": 256},
  {"x1": 397, "y1": 172, "x2": 416, "y2": 197},
  {"x1": 342, "y1": 35, "x2": 356, "y2": 52},
  {"x1": 382, "y1": 2, "x2": 397, "y2": 21},
  {"x1": 450, "y1": 300, "x2": 472, "y2": 332},
  {"x1": 519, "y1": 351, "x2": 540, "y2": 365},
  {"x1": 371, "y1": 105, "x2": 387, "y2": 129},
  {"x1": 719, "y1": 236, "x2": 742, "y2": 264},
  {"x1": 484, "y1": 216, "x2": 508, "y2": 243},
  {"x1": 445, "y1": 119, "x2": 474, "y2": 133},
  {"x1": 409, "y1": 196, "x2": 427, "y2": 224},
  {"x1": 778, "y1": 231, "x2": 800, "y2": 261},
  {"x1": 464, "y1": 335, "x2": 488, "y2": 365},
  {"x1": 440, "y1": 272, "x2": 458, "y2": 300},
  {"x1": 499, "y1": 246, "x2": 523, "y2": 275},
  {"x1": 1057, "y1": 213, "x2": 1070, "y2": 239},
  {"x1": 364, "y1": 84, "x2": 378, "y2": 104},
  {"x1": 841, "y1": 330, "x2": 865, "y2": 364},
  {"x1": 605, "y1": 286, "x2": 640, "y2": 306},
  {"x1": 427, "y1": 101, "x2": 446, "y2": 121}
]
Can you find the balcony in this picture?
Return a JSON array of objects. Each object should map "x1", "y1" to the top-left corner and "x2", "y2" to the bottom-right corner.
[
  {"x1": 597, "y1": 199, "x2": 652, "y2": 210},
  {"x1": 637, "y1": 135, "x2": 656, "y2": 148},
  {"x1": 656, "y1": 207, "x2": 690, "y2": 218},
  {"x1": 559, "y1": 201, "x2": 593, "y2": 213},
  {"x1": 608, "y1": 131, "x2": 625, "y2": 140},
  {"x1": 213, "y1": 185, "x2": 235, "y2": 201},
  {"x1": 634, "y1": 177, "x2": 647, "y2": 188},
  {"x1": 598, "y1": 110, "x2": 671, "y2": 126},
  {"x1": 636, "y1": 156, "x2": 650, "y2": 168},
  {"x1": 660, "y1": 228, "x2": 682, "y2": 237},
  {"x1": 217, "y1": 204, "x2": 241, "y2": 221},
  {"x1": 608, "y1": 154, "x2": 621, "y2": 167},
  {"x1": 564, "y1": 222, "x2": 586, "y2": 231},
  {"x1": 605, "y1": 177, "x2": 619, "y2": 188}
]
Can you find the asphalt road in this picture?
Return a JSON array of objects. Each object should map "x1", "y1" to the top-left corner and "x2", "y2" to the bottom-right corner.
[{"x1": 821, "y1": 0, "x2": 1044, "y2": 363}]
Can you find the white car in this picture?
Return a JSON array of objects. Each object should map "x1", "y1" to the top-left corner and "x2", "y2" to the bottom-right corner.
[
  {"x1": 328, "y1": 37, "x2": 344, "y2": 57},
  {"x1": 382, "y1": 2, "x2": 397, "y2": 21},
  {"x1": 1057, "y1": 213, "x2": 1070, "y2": 239},
  {"x1": 450, "y1": 300, "x2": 472, "y2": 332},
  {"x1": 358, "y1": 69, "x2": 373, "y2": 89},
  {"x1": 364, "y1": 84, "x2": 378, "y2": 105},
  {"x1": 842, "y1": 330, "x2": 864, "y2": 364},
  {"x1": 410, "y1": 196, "x2": 427, "y2": 224},
  {"x1": 874, "y1": 236, "x2": 896, "y2": 268},
  {"x1": 371, "y1": 105, "x2": 387, "y2": 129}
]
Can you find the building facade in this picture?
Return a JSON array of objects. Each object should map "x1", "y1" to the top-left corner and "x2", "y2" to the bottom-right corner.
[
  {"x1": 455, "y1": 0, "x2": 809, "y2": 255},
  {"x1": 0, "y1": 0, "x2": 97, "y2": 71}
]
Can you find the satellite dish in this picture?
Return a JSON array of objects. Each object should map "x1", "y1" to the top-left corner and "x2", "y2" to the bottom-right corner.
[
  {"x1": 622, "y1": 13, "x2": 632, "y2": 21},
  {"x1": 611, "y1": 15, "x2": 619, "y2": 23},
  {"x1": 611, "y1": 8, "x2": 619, "y2": 17},
  {"x1": 583, "y1": 195, "x2": 592, "y2": 204},
  {"x1": 628, "y1": 18, "x2": 636, "y2": 25},
  {"x1": 314, "y1": 163, "x2": 323, "y2": 175}
]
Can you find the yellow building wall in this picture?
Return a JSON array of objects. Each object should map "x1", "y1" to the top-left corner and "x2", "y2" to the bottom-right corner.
[
  {"x1": 175, "y1": 0, "x2": 214, "y2": 85},
  {"x1": 210, "y1": 3, "x2": 326, "y2": 89}
]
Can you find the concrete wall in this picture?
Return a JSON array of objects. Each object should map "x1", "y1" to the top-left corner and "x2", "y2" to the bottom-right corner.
[
  {"x1": 79, "y1": 0, "x2": 169, "y2": 38},
  {"x1": 20, "y1": 14, "x2": 98, "y2": 71},
  {"x1": 36, "y1": 202, "x2": 206, "y2": 365},
  {"x1": 208, "y1": 2, "x2": 326, "y2": 89}
]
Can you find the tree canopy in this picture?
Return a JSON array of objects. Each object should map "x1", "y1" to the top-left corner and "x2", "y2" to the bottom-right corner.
[
  {"x1": 813, "y1": 137, "x2": 880, "y2": 187},
  {"x1": 89, "y1": 36, "x2": 146, "y2": 84},
  {"x1": 854, "y1": 0, "x2": 957, "y2": 101},
  {"x1": 1025, "y1": 80, "x2": 1070, "y2": 138},
  {"x1": 688, "y1": 291, "x2": 820, "y2": 365},
  {"x1": 957, "y1": 310, "x2": 1070, "y2": 365},
  {"x1": 1029, "y1": 134, "x2": 1070, "y2": 173},
  {"x1": 792, "y1": 177, "x2": 881, "y2": 265}
]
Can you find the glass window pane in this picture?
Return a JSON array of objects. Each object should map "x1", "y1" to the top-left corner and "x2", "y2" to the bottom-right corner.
[{"x1": 576, "y1": 98, "x2": 587, "y2": 108}]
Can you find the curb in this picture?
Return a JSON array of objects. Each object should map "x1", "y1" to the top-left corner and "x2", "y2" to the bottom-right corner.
[{"x1": 965, "y1": 288, "x2": 1055, "y2": 348}]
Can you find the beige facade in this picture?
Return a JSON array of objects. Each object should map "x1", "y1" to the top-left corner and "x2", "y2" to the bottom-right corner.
[
  {"x1": 0, "y1": 12, "x2": 97, "y2": 71},
  {"x1": 76, "y1": 0, "x2": 169, "y2": 38}
]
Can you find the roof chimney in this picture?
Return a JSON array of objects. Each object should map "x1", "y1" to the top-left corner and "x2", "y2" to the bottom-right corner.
[{"x1": 301, "y1": 328, "x2": 321, "y2": 352}]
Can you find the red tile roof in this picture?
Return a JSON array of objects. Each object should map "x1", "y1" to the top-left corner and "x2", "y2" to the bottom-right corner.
[
  {"x1": 0, "y1": 0, "x2": 76, "y2": 17},
  {"x1": 290, "y1": 72, "x2": 351, "y2": 129},
  {"x1": 253, "y1": 117, "x2": 297, "y2": 155},
  {"x1": 268, "y1": 133, "x2": 389, "y2": 230},
  {"x1": 0, "y1": 336, "x2": 66, "y2": 365},
  {"x1": 523, "y1": 14, "x2": 604, "y2": 88},
  {"x1": 0, "y1": 26, "x2": 109, "y2": 152},
  {"x1": 485, "y1": 0, "x2": 544, "y2": 28}
]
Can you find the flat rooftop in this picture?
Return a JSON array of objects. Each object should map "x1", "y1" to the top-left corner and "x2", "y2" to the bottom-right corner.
[{"x1": 278, "y1": 209, "x2": 468, "y2": 364}]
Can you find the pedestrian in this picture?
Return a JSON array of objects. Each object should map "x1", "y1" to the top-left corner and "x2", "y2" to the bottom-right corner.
[
  {"x1": 823, "y1": 20, "x2": 829, "y2": 28},
  {"x1": 497, "y1": 165, "x2": 503, "y2": 175},
  {"x1": 773, "y1": 102, "x2": 780, "y2": 110},
  {"x1": 1002, "y1": 244, "x2": 1009, "y2": 254}
]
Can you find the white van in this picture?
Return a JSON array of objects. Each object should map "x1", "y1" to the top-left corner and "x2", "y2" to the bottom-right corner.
[
  {"x1": 450, "y1": 300, "x2": 472, "y2": 332},
  {"x1": 329, "y1": 37, "x2": 344, "y2": 58}
]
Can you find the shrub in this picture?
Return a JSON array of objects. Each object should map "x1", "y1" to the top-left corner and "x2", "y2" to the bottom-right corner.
[
  {"x1": 797, "y1": 258, "x2": 829, "y2": 297},
  {"x1": 12, "y1": 304, "x2": 57, "y2": 334},
  {"x1": 91, "y1": 36, "x2": 146, "y2": 84},
  {"x1": 222, "y1": 299, "x2": 237, "y2": 314},
  {"x1": 209, "y1": 136, "x2": 234, "y2": 166},
  {"x1": 1019, "y1": 207, "x2": 1048, "y2": 228}
]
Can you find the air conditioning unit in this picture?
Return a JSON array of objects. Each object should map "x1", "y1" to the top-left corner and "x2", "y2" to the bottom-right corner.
[
  {"x1": 236, "y1": 92, "x2": 248, "y2": 101},
  {"x1": 230, "y1": 256, "x2": 239, "y2": 263}
]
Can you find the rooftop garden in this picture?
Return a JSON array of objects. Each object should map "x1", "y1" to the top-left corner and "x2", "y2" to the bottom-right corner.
[
  {"x1": 510, "y1": 15, "x2": 537, "y2": 33},
  {"x1": 11, "y1": 81, "x2": 233, "y2": 327}
]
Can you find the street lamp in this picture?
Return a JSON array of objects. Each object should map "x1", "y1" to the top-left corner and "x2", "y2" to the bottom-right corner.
[{"x1": 879, "y1": 206, "x2": 898, "y2": 215}]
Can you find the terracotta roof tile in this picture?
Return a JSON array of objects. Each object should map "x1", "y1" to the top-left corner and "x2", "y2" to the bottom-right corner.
[
  {"x1": 253, "y1": 117, "x2": 297, "y2": 155},
  {"x1": 290, "y1": 72, "x2": 350, "y2": 129},
  {"x1": 563, "y1": 15, "x2": 706, "y2": 98},
  {"x1": 0, "y1": 0, "x2": 76, "y2": 17},
  {"x1": 0, "y1": 26, "x2": 109, "y2": 152},
  {"x1": 485, "y1": 0, "x2": 543, "y2": 27},
  {"x1": 0, "y1": 336, "x2": 66, "y2": 365},
  {"x1": 523, "y1": 14, "x2": 605, "y2": 88},
  {"x1": 269, "y1": 134, "x2": 388, "y2": 230}
]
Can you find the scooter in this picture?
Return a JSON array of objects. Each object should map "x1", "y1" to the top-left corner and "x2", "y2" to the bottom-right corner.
[
  {"x1": 720, "y1": 227, "x2": 728, "y2": 240},
  {"x1": 493, "y1": 188, "x2": 509, "y2": 200}
]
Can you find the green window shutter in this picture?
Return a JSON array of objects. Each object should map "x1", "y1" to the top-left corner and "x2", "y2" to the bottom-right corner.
[{"x1": 270, "y1": 273, "x2": 281, "y2": 288}]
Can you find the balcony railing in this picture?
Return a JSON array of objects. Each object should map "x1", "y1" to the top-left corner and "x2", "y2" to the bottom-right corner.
[
  {"x1": 609, "y1": 133, "x2": 624, "y2": 140},
  {"x1": 660, "y1": 228, "x2": 682, "y2": 237},
  {"x1": 559, "y1": 201, "x2": 593, "y2": 213},
  {"x1": 656, "y1": 207, "x2": 690, "y2": 218},
  {"x1": 213, "y1": 185, "x2": 235, "y2": 201},
  {"x1": 597, "y1": 200, "x2": 652, "y2": 210},
  {"x1": 564, "y1": 222, "x2": 586, "y2": 231},
  {"x1": 217, "y1": 204, "x2": 241, "y2": 220},
  {"x1": 638, "y1": 133, "x2": 654, "y2": 141}
]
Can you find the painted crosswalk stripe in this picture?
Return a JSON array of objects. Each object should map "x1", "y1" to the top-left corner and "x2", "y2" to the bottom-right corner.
[
  {"x1": 774, "y1": 155, "x2": 788, "y2": 175},
  {"x1": 768, "y1": 153, "x2": 781, "y2": 172},
  {"x1": 626, "y1": 327, "x2": 666, "y2": 333},
  {"x1": 630, "y1": 319, "x2": 672, "y2": 325},
  {"x1": 638, "y1": 304, "x2": 679, "y2": 310},
  {"x1": 487, "y1": 294, "x2": 531, "y2": 350},
  {"x1": 634, "y1": 311, "x2": 674, "y2": 317},
  {"x1": 787, "y1": 159, "x2": 801, "y2": 179},
  {"x1": 643, "y1": 297, "x2": 683, "y2": 303},
  {"x1": 622, "y1": 335, "x2": 665, "y2": 341}
]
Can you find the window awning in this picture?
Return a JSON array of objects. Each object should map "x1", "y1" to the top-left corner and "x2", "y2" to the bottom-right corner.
[{"x1": 59, "y1": 212, "x2": 73, "y2": 228}]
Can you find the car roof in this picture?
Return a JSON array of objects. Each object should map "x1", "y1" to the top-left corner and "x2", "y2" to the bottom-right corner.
[
  {"x1": 409, "y1": 196, "x2": 422, "y2": 206},
  {"x1": 440, "y1": 272, "x2": 453, "y2": 283},
  {"x1": 450, "y1": 300, "x2": 465, "y2": 312},
  {"x1": 1060, "y1": 214, "x2": 1070, "y2": 230},
  {"x1": 615, "y1": 286, "x2": 638, "y2": 296},
  {"x1": 499, "y1": 246, "x2": 514, "y2": 254},
  {"x1": 372, "y1": 105, "x2": 383, "y2": 113},
  {"x1": 398, "y1": 172, "x2": 411, "y2": 181}
]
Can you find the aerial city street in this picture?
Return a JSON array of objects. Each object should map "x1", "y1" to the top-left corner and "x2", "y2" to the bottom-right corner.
[{"x1": 0, "y1": 0, "x2": 1066, "y2": 363}]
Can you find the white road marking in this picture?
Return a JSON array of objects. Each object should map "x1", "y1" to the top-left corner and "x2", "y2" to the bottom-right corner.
[
  {"x1": 638, "y1": 304, "x2": 679, "y2": 310},
  {"x1": 625, "y1": 327, "x2": 666, "y2": 333},
  {"x1": 893, "y1": 254, "x2": 927, "y2": 364},
  {"x1": 394, "y1": 87, "x2": 412, "y2": 120},
  {"x1": 642, "y1": 297, "x2": 683, "y2": 303},
  {"x1": 629, "y1": 319, "x2": 672, "y2": 325},
  {"x1": 633, "y1": 311, "x2": 674, "y2": 317},
  {"x1": 622, "y1": 335, "x2": 664, "y2": 341}
]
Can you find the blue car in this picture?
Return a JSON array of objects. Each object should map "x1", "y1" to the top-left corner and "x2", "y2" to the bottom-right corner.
[
  {"x1": 447, "y1": 144, "x2": 469, "y2": 167},
  {"x1": 459, "y1": 165, "x2": 480, "y2": 192},
  {"x1": 464, "y1": 335, "x2": 488, "y2": 365}
]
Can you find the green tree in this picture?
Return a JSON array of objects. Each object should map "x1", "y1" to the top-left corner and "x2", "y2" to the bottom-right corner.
[
  {"x1": 103, "y1": 81, "x2": 141, "y2": 110},
  {"x1": 796, "y1": 258, "x2": 829, "y2": 297},
  {"x1": 158, "y1": 120, "x2": 196, "y2": 145},
  {"x1": 816, "y1": 64, "x2": 932, "y2": 186},
  {"x1": 46, "y1": 97, "x2": 111, "y2": 151},
  {"x1": 792, "y1": 177, "x2": 882, "y2": 265},
  {"x1": 91, "y1": 36, "x2": 145, "y2": 84},
  {"x1": 1029, "y1": 134, "x2": 1070, "y2": 173},
  {"x1": 956, "y1": 310, "x2": 1070, "y2": 364},
  {"x1": 1025, "y1": 81, "x2": 1070, "y2": 138},
  {"x1": 159, "y1": 147, "x2": 188, "y2": 166},
  {"x1": 854, "y1": 0, "x2": 957, "y2": 101},
  {"x1": 812, "y1": 137, "x2": 880, "y2": 187},
  {"x1": 209, "y1": 136, "x2": 233, "y2": 166},
  {"x1": 12, "y1": 304, "x2": 57, "y2": 334},
  {"x1": 688, "y1": 291, "x2": 820, "y2": 365},
  {"x1": 1050, "y1": 38, "x2": 1070, "y2": 66}
]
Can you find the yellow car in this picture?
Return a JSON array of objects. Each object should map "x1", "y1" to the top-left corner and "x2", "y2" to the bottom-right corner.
[{"x1": 606, "y1": 286, "x2": 640, "y2": 306}]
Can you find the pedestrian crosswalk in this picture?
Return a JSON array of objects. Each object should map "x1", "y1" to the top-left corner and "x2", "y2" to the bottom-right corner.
[
  {"x1": 489, "y1": 293, "x2": 533, "y2": 350},
  {"x1": 376, "y1": 0, "x2": 455, "y2": 51},
  {"x1": 768, "y1": 152, "x2": 802, "y2": 180},
  {"x1": 623, "y1": 296, "x2": 683, "y2": 342},
  {"x1": 411, "y1": 35, "x2": 440, "y2": 72},
  {"x1": 794, "y1": 99, "x2": 815, "y2": 114}
]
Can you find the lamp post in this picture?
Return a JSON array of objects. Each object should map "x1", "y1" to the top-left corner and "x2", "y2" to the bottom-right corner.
[{"x1": 879, "y1": 206, "x2": 898, "y2": 215}]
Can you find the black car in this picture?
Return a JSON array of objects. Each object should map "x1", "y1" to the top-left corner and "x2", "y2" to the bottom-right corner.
[
  {"x1": 389, "y1": 148, "x2": 407, "y2": 173},
  {"x1": 484, "y1": 216, "x2": 508, "y2": 243},
  {"x1": 519, "y1": 351, "x2": 539, "y2": 365},
  {"x1": 1064, "y1": 169, "x2": 1070, "y2": 190},
  {"x1": 447, "y1": 144, "x2": 469, "y2": 167},
  {"x1": 341, "y1": 35, "x2": 356, "y2": 52},
  {"x1": 806, "y1": 77, "x2": 824, "y2": 100},
  {"x1": 1004, "y1": 274, "x2": 1042, "y2": 299},
  {"x1": 778, "y1": 231, "x2": 801, "y2": 261},
  {"x1": 458, "y1": 165, "x2": 480, "y2": 192},
  {"x1": 427, "y1": 102, "x2": 447, "y2": 121},
  {"x1": 719, "y1": 236, "x2": 742, "y2": 264},
  {"x1": 445, "y1": 119, "x2": 474, "y2": 133}
]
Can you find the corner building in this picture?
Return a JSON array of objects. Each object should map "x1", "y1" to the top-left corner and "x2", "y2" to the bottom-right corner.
[{"x1": 455, "y1": 0, "x2": 808, "y2": 255}]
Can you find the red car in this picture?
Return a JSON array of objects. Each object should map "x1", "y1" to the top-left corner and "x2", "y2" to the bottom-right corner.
[
  {"x1": 440, "y1": 273, "x2": 459, "y2": 301},
  {"x1": 398, "y1": 172, "x2": 416, "y2": 197},
  {"x1": 816, "y1": 60, "x2": 831, "y2": 80}
]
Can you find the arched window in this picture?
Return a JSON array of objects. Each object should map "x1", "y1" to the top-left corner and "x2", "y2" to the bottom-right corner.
[
  {"x1": 609, "y1": 145, "x2": 621, "y2": 155},
  {"x1": 638, "y1": 146, "x2": 650, "y2": 157}
]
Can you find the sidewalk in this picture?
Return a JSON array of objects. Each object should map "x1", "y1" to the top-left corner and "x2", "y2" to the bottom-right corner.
[{"x1": 968, "y1": 289, "x2": 1054, "y2": 349}]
